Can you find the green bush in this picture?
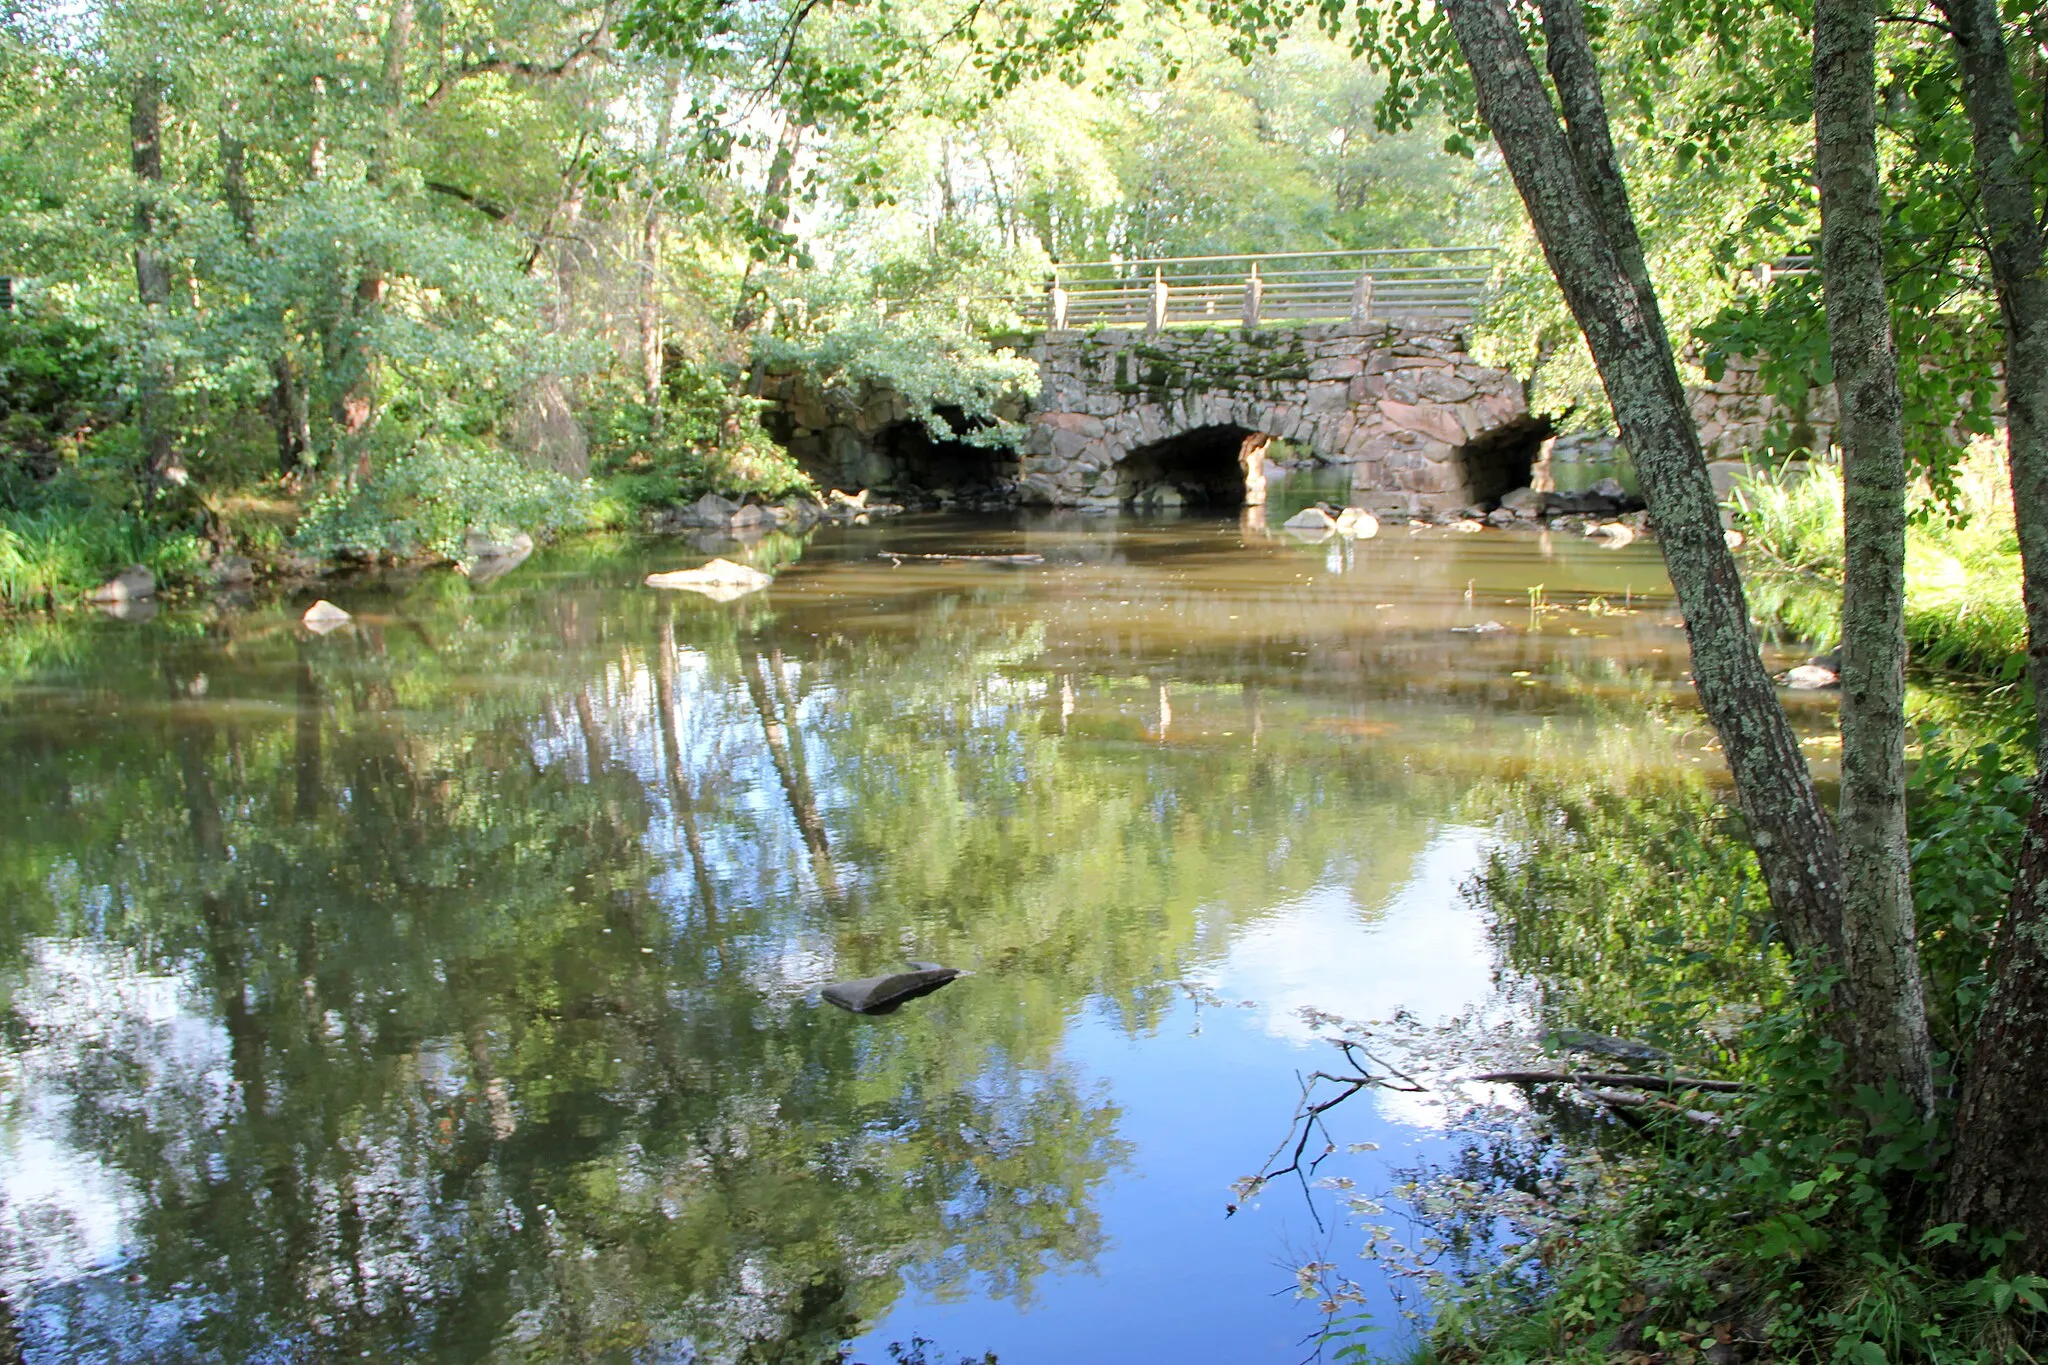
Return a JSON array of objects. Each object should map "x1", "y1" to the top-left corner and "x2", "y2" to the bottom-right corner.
[
  {"x1": 588, "y1": 362, "x2": 815, "y2": 511},
  {"x1": 295, "y1": 440, "x2": 603, "y2": 561},
  {"x1": 1388, "y1": 743, "x2": 2046, "y2": 1364},
  {"x1": 0, "y1": 503, "x2": 207, "y2": 607}
]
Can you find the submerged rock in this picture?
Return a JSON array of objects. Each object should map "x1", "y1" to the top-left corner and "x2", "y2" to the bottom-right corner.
[
  {"x1": 821, "y1": 965, "x2": 962, "y2": 1015},
  {"x1": 302, "y1": 599, "x2": 352, "y2": 634},
  {"x1": 644, "y1": 557, "x2": 773, "y2": 601},
  {"x1": 88, "y1": 565, "x2": 156, "y2": 604}
]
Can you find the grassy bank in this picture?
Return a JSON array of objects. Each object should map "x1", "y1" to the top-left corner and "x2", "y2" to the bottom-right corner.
[{"x1": 1735, "y1": 441, "x2": 2026, "y2": 680}]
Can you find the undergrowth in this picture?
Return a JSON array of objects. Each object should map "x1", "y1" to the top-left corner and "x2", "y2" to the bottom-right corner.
[{"x1": 1374, "y1": 735, "x2": 2044, "y2": 1364}]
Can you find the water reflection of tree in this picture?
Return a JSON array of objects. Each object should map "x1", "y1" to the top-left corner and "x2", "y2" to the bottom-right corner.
[
  {"x1": 1, "y1": 617, "x2": 1122, "y2": 1360},
  {"x1": 0, "y1": 539, "x2": 1686, "y2": 1361}
]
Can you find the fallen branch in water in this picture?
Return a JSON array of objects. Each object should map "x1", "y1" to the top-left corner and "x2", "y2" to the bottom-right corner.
[
  {"x1": 1580, "y1": 1087, "x2": 1731, "y2": 1129},
  {"x1": 879, "y1": 552, "x2": 1045, "y2": 564},
  {"x1": 1233, "y1": 1038, "x2": 1427, "y2": 1225},
  {"x1": 1470, "y1": 1070, "x2": 1749, "y2": 1094}
]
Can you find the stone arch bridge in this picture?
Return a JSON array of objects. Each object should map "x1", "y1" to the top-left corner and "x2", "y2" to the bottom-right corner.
[
  {"x1": 1018, "y1": 322, "x2": 1540, "y2": 513},
  {"x1": 763, "y1": 320, "x2": 1544, "y2": 515}
]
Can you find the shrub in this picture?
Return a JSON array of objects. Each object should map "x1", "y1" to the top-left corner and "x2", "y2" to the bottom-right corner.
[
  {"x1": 295, "y1": 440, "x2": 603, "y2": 562},
  {"x1": 588, "y1": 362, "x2": 815, "y2": 511}
]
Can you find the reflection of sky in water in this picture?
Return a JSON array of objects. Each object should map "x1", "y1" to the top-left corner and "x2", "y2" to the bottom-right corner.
[
  {"x1": 0, "y1": 516, "x2": 1713, "y2": 1362},
  {"x1": 852, "y1": 824, "x2": 1510, "y2": 1363}
]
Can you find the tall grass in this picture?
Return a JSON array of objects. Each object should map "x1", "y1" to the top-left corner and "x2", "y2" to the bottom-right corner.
[
  {"x1": 1735, "y1": 439, "x2": 2027, "y2": 680},
  {"x1": 0, "y1": 504, "x2": 207, "y2": 609}
]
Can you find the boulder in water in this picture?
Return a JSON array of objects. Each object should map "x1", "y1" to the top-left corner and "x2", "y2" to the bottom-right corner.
[
  {"x1": 1282, "y1": 505, "x2": 1337, "y2": 532},
  {"x1": 1333, "y1": 506, "x2": 1379, "y2": 539},
  {"x1": 644, "y1": 557, "x2": 774, "y2": 602},
  {"x1": 88, "y1": 565, "x2": 155, "y2": 604},
  {"x1": 821, "y1": 965, "x2": 962, "y2": 1015},
  {"x1": 302, "y1": 599, "x2": 352, "y2": 634}
]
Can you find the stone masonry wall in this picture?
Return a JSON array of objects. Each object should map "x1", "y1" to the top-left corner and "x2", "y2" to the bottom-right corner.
[{"x1": 1019, "y1": 322, "x2": 1539, "y2": 514}]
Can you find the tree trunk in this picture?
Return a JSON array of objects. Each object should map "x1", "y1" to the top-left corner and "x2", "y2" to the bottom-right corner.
[
  {"x1": 130, "y1": 70, "x2": 178, "y2": 487},
  {"x1": 1812, "y1": 0, "x2": 1934, "y2": 1110},
  {"x1": 731, "y1": 114, "x2": 805, "y2": 337},
  {"x1": 1459, "y1": 0, "x2": 1939, "y2": 1106},
  {"x1": 1931, "y1": 0, "x2": 2048, "y2": 1264},
  {"x1": 335, "y1": 0, "x2": 412, "y2": 483},
  {"x1": 658, "y1": 617, "x2": 720, "y2": 919},
  {"x1": 743, "y1": 650, "x2": 836, "y2": 895},
  {"x1": 220, "y1": 129, "x2": 312, "y2": 477},
  {"x1": 1944, "y1": 787, "x2": 2048, "y2": 1267},
  {"x1": 1439, "y1": 0, "x2": 1892, "y2": 1064},
  {"x1": 640, "y1": 69, "x2": 684, "y2": 426}
]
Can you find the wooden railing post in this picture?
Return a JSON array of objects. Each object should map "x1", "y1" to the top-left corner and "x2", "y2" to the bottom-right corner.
[
  {"x1": 1350, "y1": 269, "x2": 1374, "y2": 322},
  {"x1": 1147, "y1": 267, "x2": 1168, "y2": 335},
  {"x1": 1242, "y1": 260, "x2": 1263, "y2": 330}
]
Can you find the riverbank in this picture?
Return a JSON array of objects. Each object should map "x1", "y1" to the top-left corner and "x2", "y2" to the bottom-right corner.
[
  {"x1": 1734, "y1": 440, "x2": 2025, "y2": 682},
  {"x1": 1365, "y1": 714, "x2": 2043, "y2": 1364}
]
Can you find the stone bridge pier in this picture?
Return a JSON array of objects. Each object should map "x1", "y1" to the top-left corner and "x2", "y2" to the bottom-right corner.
[{"x1": 1019, "y1": 322, "x2": 1543, "y2": 514}]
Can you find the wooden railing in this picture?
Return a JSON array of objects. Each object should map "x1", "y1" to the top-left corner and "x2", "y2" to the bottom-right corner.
[{"x1": 1037, "y1": 247, "x2": 1496, "y2": 332}]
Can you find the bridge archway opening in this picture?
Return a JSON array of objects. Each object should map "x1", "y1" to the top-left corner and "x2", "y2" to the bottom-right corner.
[
  {"x1": 1458, "y1": 417, "x2": 1552, "y2": 505},
  {"x1": 1119, "y1": 424, "x2": 1266, "y2": 510},
  {"x1": 870, "y1": 409, "x2": 1011, "y2": 505}
]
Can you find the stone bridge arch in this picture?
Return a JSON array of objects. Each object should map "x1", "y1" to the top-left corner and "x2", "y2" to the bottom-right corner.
[{"x1": 1018, "y1": 322, "x2": 1545, "y2": 514}]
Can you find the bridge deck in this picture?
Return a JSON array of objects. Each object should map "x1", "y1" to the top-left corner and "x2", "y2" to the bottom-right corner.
[{"x1": 943, "y1": 247, "x2": 1494, "y2": 332}]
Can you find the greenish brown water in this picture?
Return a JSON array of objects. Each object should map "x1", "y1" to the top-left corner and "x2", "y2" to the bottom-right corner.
[{"x1": 0, "y1": 512, "x2": 1819, "y2": 1362}]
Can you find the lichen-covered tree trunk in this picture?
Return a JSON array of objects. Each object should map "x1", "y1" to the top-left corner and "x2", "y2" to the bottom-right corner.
[
  {"x1": 1812, "y1": 0, "x2": 1933, "y2": 1110},
  {"x1": 1439, "y1": 0, "x2": 1855, "y2": 1001},
  {"x1": 1933, "y1": 0, "x2": 2048, "y2": 1264},
  {"x1": 1945, "y1": 795, "x2": 2048, "y2": 1266}
]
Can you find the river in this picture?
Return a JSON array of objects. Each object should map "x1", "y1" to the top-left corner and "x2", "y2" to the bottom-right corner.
[{"x1": 0, "y1": 509, "x2": 1825, "y2": 1362}]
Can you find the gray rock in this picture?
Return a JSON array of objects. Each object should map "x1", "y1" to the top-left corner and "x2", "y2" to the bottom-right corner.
[
  {"x1": 1333, "y1": 506, "x2": 1379, "y2": 539},
  {"x1": 301, "y1": 599, "x2": 352, "y2": 634},
  {"x1": 671, "y1": 492, "x2": 739, "y2": 527},
  {"x1": 1589, "y1": 477, "x2": 1628, "y2": 501},
  {"x1": 821, "y1": 966, "x2": 962, "y2": 1015},
  {"x1": 644, "y1": 557, "x2": 774, "y2": 602},
  {"x1": 463, "y1": 528, "x2": 535, "y2": 561},
  {"x1": 730, "y1": 503, "x2": 776, "y2": 530},
  {"x1": 1283, "y1": 506, "x2": 1338, "y2": 531},
  {"x1": 1498, "y1": 486, "x2": 1543, "y2": 516},
  {"x1": 207, "y1": 555, "x2": 256, "y2": 587},
  {"x1": 88, "y1": 565, "x2": 156, "y2": 604}
]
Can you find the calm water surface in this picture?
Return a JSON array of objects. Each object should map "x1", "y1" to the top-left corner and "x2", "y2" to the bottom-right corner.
[{"x1": 0, "y1": 511, "x2": 1803, "y2": 1362}]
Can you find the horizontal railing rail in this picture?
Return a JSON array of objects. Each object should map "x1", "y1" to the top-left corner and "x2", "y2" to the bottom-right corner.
[
  {"x1": 1049, "y1": 247, "x2": 1494, "y2": 331},
  {"x1": 874, "y1": 246, "x2": 1499, "y2": 334}
]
